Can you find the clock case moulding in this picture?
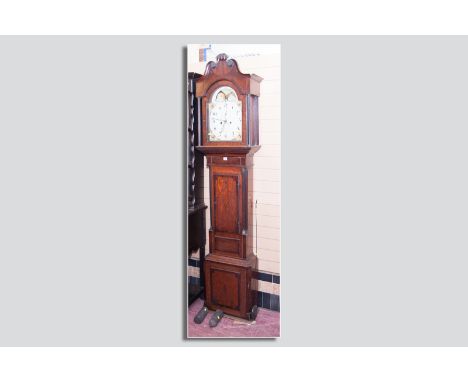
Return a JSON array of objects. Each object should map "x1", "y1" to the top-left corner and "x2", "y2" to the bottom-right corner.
[{"x1": 195, "y1": 53, "x2": 263, "y2": 321}]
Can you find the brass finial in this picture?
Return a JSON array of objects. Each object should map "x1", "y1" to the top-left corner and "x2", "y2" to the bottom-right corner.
[{"x1": 216, "y1": 53, "x2": 228, "y2": 61}]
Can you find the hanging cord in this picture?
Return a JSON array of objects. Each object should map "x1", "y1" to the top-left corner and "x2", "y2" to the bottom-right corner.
[{"x1": 255, "y1": 199, "x2": 258, "y2": 254}]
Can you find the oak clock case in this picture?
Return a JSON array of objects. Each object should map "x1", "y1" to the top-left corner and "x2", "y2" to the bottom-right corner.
[{"x1": 196, "y1": 53, "x2": 262, "y2": 321}]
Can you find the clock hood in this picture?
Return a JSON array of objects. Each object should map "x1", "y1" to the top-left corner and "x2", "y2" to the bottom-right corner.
[{"x1": 195, "y1": 53, "x2": 263, "y2": 97}]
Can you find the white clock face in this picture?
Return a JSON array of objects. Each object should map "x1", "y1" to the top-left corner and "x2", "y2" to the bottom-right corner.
[{"x1": 208, "y1": 86, "x2": 242, "y2": 142}]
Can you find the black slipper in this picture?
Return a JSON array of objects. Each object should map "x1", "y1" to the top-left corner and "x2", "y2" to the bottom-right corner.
[
  {"x1": 209, "y1": 309, "x2": 224, "y2": 327},
  {"x1": 194, "y1": 306, "x2": 209, "y2": 324}
]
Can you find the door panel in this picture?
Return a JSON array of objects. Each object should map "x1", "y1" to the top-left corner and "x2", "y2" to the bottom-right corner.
[
  {"x1": 210, "y1": 268, "x2": 241, "y2": 310},
  {"x1": 213, "y1": 174, "x2": 240, "y2": 233}
]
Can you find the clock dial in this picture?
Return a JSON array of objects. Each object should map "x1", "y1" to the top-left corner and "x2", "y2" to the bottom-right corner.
[{"x1": 208, "y1": 86, "x2": 242, "y2": 142}]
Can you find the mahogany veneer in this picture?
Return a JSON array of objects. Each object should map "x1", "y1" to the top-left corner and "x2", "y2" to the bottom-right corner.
[{"x1": 196, "y1": 54, "x2": 262, "y2": 320}]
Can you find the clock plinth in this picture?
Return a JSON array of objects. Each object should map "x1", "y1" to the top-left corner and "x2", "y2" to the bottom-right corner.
[
  {"x1": 195, "y1": 54, "x2": 262, "y2": 320},
  {"x1": 204, "y1": 253, "x2": 258, "y2": 320}
]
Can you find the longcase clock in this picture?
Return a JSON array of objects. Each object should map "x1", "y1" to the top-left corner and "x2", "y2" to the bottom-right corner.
[{"x1": 196, "y1": 53, "x2": 262, "y2": 320}]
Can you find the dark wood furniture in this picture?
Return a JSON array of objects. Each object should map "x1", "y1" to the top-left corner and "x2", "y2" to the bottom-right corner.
[
  {"x1": 187, "y1": 72, "x2": 207, "y2": 305},
  {"x1": 196, "y1": 54, "x2": 262, "y2": 320}
]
